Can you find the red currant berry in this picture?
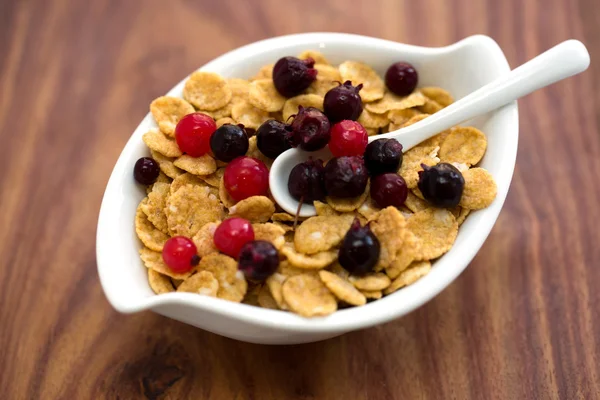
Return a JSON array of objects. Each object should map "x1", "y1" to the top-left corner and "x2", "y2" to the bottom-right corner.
[
  {"x1": 328, "y1": 120, "x2": 368, "y2": 157},
  {"x1": 223, "y1": 156, "x2": 269, "y2": 201},
  {"x1": 213, "y1": 218, "x2": 255, "y2": 258},
  {"x1": 162, "y1": 236, "x2": 198, "y2": 273},
  {"x1": 175, "y1": 112, "x2": 216, "y2": 157}
]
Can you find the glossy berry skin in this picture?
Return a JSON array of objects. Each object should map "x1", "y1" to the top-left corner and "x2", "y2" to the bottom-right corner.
[
  {"x1": 210, "y1": 124, "x2": 249, "y2": 162},
  {"x1": 323, "y1": 81, "x2": 364, "y2": 123},
  {"x1": 339, "y1": 219, "x2": 380, "y2": 275},
  {"x1": 213, "y1": 217, "x2": 255, "y2": 258},
  {"x1": 290, "y1": 106, "x2": 331, "y2": 151},
  {"x1": 324, "y1": 156, "x2": 369, "y2": 198},
  {"x1": 417, "y1": 163, "x2": 465, "y2": 207},
  {"x1": 223, "y1": 156, "x2": 269, "y2": 201},
  {"x1": 385, "y1": 62, "x2": 418, "y2": 96},
  {"x1": 364, "y1": 138, "x2": 403, "y2": 176},
  {"x1": 162, "y1": 236, "x2": 198, "y2": 273},
  {"x1": 133, "y1": 157, "x2": 160, "y2": 185},
  {"x1": 175, "y1": 112, "x2": 217, "y2": 157},
  {"x1": 371, "y1": 173, "x2": 408, "y2": 208},
  {"x1": 272, "y1": 56, "x2": 318, "y2": 97},
  {"x1": 238, "y1": 240, "x2": 279, "y2": 282},
  {"x1": 256, "y1": 119, "x2": 293, "y2": 159},
  {"x1": 288, "y1": 158, "x2": 327, "y2": 203},
  {"x1": 329, "y1": 120, "x2": 368, "y2": 157}
]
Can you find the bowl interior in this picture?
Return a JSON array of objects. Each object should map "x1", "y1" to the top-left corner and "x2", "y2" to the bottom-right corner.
[{"x1": 97, "y1": 33, "x2": 517, "y2": 333}]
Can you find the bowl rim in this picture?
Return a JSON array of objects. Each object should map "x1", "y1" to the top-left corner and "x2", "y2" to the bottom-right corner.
[{"x1": 97, "y1": 32, "x2": 517, "y2": 333}]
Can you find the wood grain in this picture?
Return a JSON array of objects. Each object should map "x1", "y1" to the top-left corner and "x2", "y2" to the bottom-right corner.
[{"x1": 1, "y1": 0, "x2": 599, "y2": 398}]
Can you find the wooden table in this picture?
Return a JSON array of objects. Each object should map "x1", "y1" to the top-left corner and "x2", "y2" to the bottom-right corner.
[{"x1": 1, "y1": 0, "x2": 599, "y2": 398}]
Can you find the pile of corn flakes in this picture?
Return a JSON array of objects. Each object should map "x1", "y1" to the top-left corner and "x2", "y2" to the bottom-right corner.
[{"x1": 135, "y1": 50, "x2": 497, "y2": 318}]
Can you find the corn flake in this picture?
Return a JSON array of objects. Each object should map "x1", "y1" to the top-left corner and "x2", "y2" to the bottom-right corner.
[
  {"x1": 319, "y1": 270, "x2": 366, "y2": 306},
  {"x1": 404, "y1": 190, "x2": 429, "y2": 213},
  {"x1": 216, "y1": 117, "x2": 236, "y2": 127},
  {"x1": 418, "y1": 99, "x2": 444, "y2": 114},
  {"x1": 339, "y1": 61, "x2": 384, "y2": 102},
  {"x1": 229, "y1": 196, "x2": 275, "y2": 223},
  {"x1": 438, "y1": 126, "x2": 487, "y2": 166},
  {"x1": 219, "y1": 176, "x2": 236, "y2": 208},
  {"x1": 140, "y1": 182, "x2": 170, "y2": 234},
  {"x1": 150, "y1": 150, "x2": 183, "y2": 179},
  {"x1": 385, "y1": 230, "x2": 420, "y2": 279},
  {"x1": 298, "y1": 50, "x2": 330, "y2": 65},
  {"x1": 199, "y1": 167, "x2": 224, "y2": 187},
  {"x1": 170, "y1": 172, "x2": 208, "y2": 194},
  {"x1": 370, "y1": 206, "x2": 407, "y2": 269},
  {"x1": 166, "y1": 184, "x2": 224, "y2": 237},
  {"x1": 253, "y1": 223, "x2": 286, "y2": 249},
  {"x1": 281, "y1": 245, "x2": 337, "y2": 269},
  {"x1": 361, "y1": 290, "x2": 382, "y2": 299},
  {"x1": 357, "y1": 196, "x2": 381, "y2": 221},
  {"x1": 306, "y1": 64, "x2": 341, "y2": 96},
  {"x1": 150, "y1": 96, "x2": 195, "y2": 137},
  {"x1": 135, "y1": 199, "x2": 169, "y2": 251},
  {"x1": 314, "y1": 201, "x2": 340, "y2": 216},
  {"x1": 388, "y1": 108, "x2": 422, "y2": 125},
  {"x1": 348, "y1": 272, "x2": 391, "y2": 291},
  {"x1": 173, "y1": 154, "x2": 217, "y2": 176},
  {"x1": 252, "y1": 64, "x2": 274, "y2": 81},
  {"x1": 192, "y1": 222, "x2": 220, "y2": 257},
  {"x1": 282, "y1": 94, "x2": 324, "y2": 122},
  {"x1": 231, "y1": 100, "x2": 270, "y2": 129},
  {"x1": 183, "y1": 71, "x2": 232, "y2": 110},
  {"x1": 266, "y1": 273, "x2": 288, "y2": 310},
  {"x1": 257, "y1": 285, "x2": 279, "y2": 309},
  {"x1": 294, "y1": 215, "x2": 354, "y2": 254},
  {"x1": 143, "y1": 129, "x2": 182, "y2": 158},
  {"x1": 282, "y1": 274, "x2": 337, "y2": 317},
  {"x1": 148, "y1": 269, "x2": 175, "y2": 294},
  {"x1": 420, "y1": 87, "x2": 454, "y2": 107},
  {"x1": 198, "y1": 253, "x2": 247, "y2": 302},
  {"x1": 358, "y1": 109, "x2": 389, "y2": 128},
  {"x1": 271, "y1": 212, "x2": 297, "y2": 222},
  {"x1": 248, "y1": 79, "x2": 286, "y2": 112},
  {"x1": 364, "y1": 91, "x2": 427, "y2": 114},
  {"x1": 459, "y1": 168, "x2": 497, "y2": 210},
  {"x1": 140, "y1": 247, "x2": 193, "y2": 280},
  {"x1": 399, "y1": 146, "x2": 439, "y2": 189},
  {"x1": 326, "y1": 182, "x2": 370, "y2": 212},
  {"x1": 406, "y1": 208, "x2": 458, "y2": 260},
  {"x1": 178, "y1": 271, "x2": 219, "y2": 297},
  {"x1": 384, "y1": 260, "x2": 431, "y2": 295}
]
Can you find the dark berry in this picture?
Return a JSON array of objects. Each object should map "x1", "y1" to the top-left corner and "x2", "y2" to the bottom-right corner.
[
  {"x1": 324, "y1": 156, "x2": 368, "y2": 198},
  {"x1": 329, "y1": 120, "x2": 368, "y2": 157},
  {"x1": 272, "y1": 56, "x2": 318, "y2": 97},
  {"x1": 364, "y1": 138, "x2": 403, "y2": 176},
  {"x1": 223, "y1": 156, "x2": 269, "y2": 201},
  {"x1": 385, "y1": 62, "x2": 418, "y2": 96},
  {"x1": 290, "y1": 106, "x2": 331, "y2": 151},
  {"x1": 210, "y1": 124, "x2": 249, "y2": 162},
  {"x1": 213, "y1": 217, "x2": 255, "y2": 258},
  {"x1": 371, "y1": 173, "x2": 408, "y2": 208},
  {"x1": 323, "y1": 81, "x2": 364, "y2": 123},
  {"x1": 256, "y1": 119, "x2": 293, "y2": 159},
  {"x1": 338, "y1": 219, "x2": 380, "y2": 275},
  {"x1": 238, "y1": 240, "x2": 279, "y2": 282},
  {"x1": 417, "y1": 163, "x2": 465, "y2": 208},
  {"x1": 162, "y1": 236, "x2": 197, "y2": 273},
  {"x1": 175, "y1": 112, "x2": 216, "y2": 157},
  {"x1": 133, "y1": 157, "x2": 160, "y2": 185},
  {"x1": 288, "y1": 158, "x2": 326, "y2": 203}
]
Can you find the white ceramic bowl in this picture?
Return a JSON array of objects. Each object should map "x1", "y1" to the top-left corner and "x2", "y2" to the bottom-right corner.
[{"x1": 97, "y1": 33, "x2": 517, "y2": 344}]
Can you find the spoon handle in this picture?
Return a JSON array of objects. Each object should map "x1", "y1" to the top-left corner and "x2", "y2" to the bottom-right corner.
[{"x1": 382, "y1": 40, "x2": 590, "y2": 150}]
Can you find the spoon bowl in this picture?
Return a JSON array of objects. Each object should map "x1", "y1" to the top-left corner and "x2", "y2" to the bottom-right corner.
[{"x1": 271, "y1": 40, "x2": 590, "y2": 217}]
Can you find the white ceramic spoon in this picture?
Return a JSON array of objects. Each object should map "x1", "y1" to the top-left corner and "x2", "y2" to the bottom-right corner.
[{"x1": 269, "y1": 39, "x2": 590, "y2": 217}]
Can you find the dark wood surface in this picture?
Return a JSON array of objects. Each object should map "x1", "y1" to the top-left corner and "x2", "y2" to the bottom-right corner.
[{"x1": 1, "y1": 0, "x2": 599, "y2": 398}]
